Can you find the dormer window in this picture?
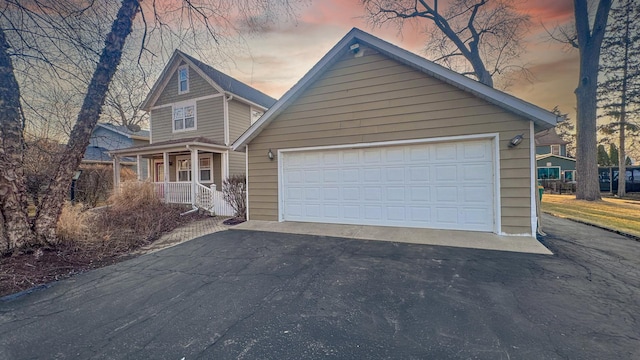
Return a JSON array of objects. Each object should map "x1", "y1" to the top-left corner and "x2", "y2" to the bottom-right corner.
[
  {"x1": 551, "y1": 144, "x2": 560, "y2": 155},
  {"x1": 178, "y1": 65, "x2": 189, "y2": 94}
]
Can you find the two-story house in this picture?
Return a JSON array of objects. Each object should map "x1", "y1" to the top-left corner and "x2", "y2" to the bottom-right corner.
[
  {"x1": 535, "y1": 128, "x2": 576, "y2": 181},
  {"x1": 110, "y1": 50, "x2": 275, "y2": 214}
]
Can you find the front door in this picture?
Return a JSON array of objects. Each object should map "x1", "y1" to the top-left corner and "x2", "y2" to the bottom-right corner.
[{"x1": 156, "y1": 163, "x2": 164, "y2": 182}]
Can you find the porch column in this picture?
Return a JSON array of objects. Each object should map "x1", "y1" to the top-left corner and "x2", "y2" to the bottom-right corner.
[
  {"x1": 136, "y1": 155, "x2": 142, "y2": 181},
  {"x1": 163, "y1": 151, "x2": 169, "y2": 203},
  {"x1": 113, "y1": 155, "x2": 121, "y2": 192},
  {"x1": 190, "y1": 147, "x2": 199, "y2": 206}
]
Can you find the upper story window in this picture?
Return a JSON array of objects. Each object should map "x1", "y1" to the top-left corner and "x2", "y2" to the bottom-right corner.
[
  {"x1": 178, "y1": 65, "x2": 189, "y2": 94},
  {"x1": 551, "y1": 144, "x2": 560, "y2": 155},
  {"x1": 251, "y1": 108, "x2": 264, "y2": 124},
  {"x1": 173, "y1": 102, "x2": 196, "y2": 132}
]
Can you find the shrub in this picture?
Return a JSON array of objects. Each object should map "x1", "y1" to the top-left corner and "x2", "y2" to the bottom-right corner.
[
  {"x1": 56, "y1": 202, "x2": 92, "y2": 246},
  {"x1": 222, "y1": 175, "x2": 247, "y2": 219},
  {"x1": 75, "y1": 165, "x2": 136, "y2": 207}
]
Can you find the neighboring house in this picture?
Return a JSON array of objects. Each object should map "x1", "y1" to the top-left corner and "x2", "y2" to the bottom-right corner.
[
  {"x1": 233, "y1": 28, "x2": 557, "y2": 236},
  {"x1": 83, "y1": 123, "x2": 150, "y2": 177},
  {"x1": 110, "y1": 50, "x2": 275, "y2": 214},
  {"x1": 534, "y1": 128, "x2": 576, "y2": 181}
]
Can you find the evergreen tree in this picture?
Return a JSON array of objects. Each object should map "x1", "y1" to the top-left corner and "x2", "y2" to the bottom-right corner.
[
  {"x1": 609, "y1": 143, "x2": 620, "y2": 167},
  {"x1": 598, "y1": 0, "x2": 640, "y2": 197},
  {"x1": 553, "y1": 106, "x2": 576, "y2": 157},
  {"x1": 598, "y1": 144, "x2": 611, "y2": 166}
]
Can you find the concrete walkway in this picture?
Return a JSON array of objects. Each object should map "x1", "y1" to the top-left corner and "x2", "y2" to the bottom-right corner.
[
  {"x1": 233, "y1": 220, "x2": 552, "y2": 255},
  {"x1": 133, "y1": 216, "x2": 229, "y2": 255}
]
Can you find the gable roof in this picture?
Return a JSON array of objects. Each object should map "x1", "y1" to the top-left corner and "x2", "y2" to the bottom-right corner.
[
  {"x1": 233, "y1": 28, "x2": 558, "y2": 150},
  {"x1": 536, "y1": 153, "x2": 576, "y2": 162},
  {"x1": 83, "y1": 146, "x2": 135, "y2": 164},
  {"x1": 535, "y1": 128, "x2": 569, "y2": 146},
  {"x1": 96, "y1": 123, "x2": 149, "y2": 140},
  {"x1": 141, "y1": 50, "x2": 276, "y2": 111}
]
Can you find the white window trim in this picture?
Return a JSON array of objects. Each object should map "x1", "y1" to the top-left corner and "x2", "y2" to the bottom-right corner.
[
  {"x1": 250, "y1": 107, "x2": 264, "y2": 125},
  {"x1": 175, "y1": 154, "x2": 214, "y2": 183},
  {"x1": 550, "y1": 144, "x2": 560, "y2": 155},
  {"x1": 563, "y1": 170, "x2": 576, "y2": 181},
  {"x1": 537, "y1": 166, "x2": 562, "y2": 180},
  {"x1": 172, "y1": 101, "x2": 197, "y2": 133},
  {"x1": 178, "y1": 65, "x2": 189, "y2": 94}
]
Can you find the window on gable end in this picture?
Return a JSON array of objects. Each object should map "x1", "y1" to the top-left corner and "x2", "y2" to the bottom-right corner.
[
  {"x1": 551, "y1": 145, "x2": 560, "y2": 155},
  {"x1": 178, "y1": 65, "x2": 189, "y2": 94},
  {"x1": 251, "y1": 108, "x2": 264, "y2": 124}
]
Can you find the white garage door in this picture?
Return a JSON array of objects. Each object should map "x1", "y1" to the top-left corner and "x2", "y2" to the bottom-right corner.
[{"x1": 280, "y1": 139, "x2": 496, "y2": 231}]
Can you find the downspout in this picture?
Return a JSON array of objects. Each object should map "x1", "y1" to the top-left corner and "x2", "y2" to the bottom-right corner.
[
  {"x1": 223, "y1": 94, "x2": 234, "y2": 184},
  {"x1": 223, "y1": 94, "x2": 233, "y2": 146}
]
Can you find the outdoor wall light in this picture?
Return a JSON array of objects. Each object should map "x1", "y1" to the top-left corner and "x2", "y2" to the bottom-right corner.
[
  {"x1": 267, "y1": 149, "x2": 274, "y2": 160},
  {"x1": 509, "y1": 134, "x2": 524, "y2": 148}
]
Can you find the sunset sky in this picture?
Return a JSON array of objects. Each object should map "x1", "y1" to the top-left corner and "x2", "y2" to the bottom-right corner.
[{"x1": 206, "y1": 0, "x2": 579, "y2": 121}]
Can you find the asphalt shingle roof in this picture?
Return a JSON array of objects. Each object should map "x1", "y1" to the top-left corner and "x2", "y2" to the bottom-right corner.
[{"x1": 179, "y1": 51, "x2": 276, "y2": 109}]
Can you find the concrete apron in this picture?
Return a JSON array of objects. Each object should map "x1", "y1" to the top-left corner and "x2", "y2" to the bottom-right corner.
[{"x1": 232, "y1": 221, "x2": 552, "y2": 255}]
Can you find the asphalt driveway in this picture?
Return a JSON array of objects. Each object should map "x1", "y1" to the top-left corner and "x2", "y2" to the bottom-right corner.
[{"x1": 1, "y1": 214, "x2": 639, "y2": 359}]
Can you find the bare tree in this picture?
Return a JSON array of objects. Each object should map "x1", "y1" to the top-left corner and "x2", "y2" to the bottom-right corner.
[
  {"x1": 0, "y1": 0, "x2": 302, "y2": 253},
  {"x1": 361, "y1": 0, "x2": 530, "y2": 88}
]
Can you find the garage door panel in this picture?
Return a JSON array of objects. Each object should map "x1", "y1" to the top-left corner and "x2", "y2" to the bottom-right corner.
[
  {"x1": 435, "y1": 165, "x2": 458, "y2": 181},
  {"x1": 410, "y1": 167, "x2": 430, "y2": 181},
  {"x1": 435, "y1": 143, "x2": 457, "y2": 161},
  {"x1": 281, "y1": 139, "x2": 495, "y2": 231}
]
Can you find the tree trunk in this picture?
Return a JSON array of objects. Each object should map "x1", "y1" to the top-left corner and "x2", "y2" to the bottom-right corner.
[
  {"x1": 34, "y1": 0, "x2": 141, "y2": 243},
  {"x1": 0, "y1": 27, "x2": 35, "y2": 253},
  {"x1": 575, "y1": 49, "x2": 602, "y2": 201},
  {"x1": 618, "y1": 119, "x2": 626, "y2": 197},
  {"x1": 574, "y1": 0, "x2": 611, "y2": 201},
  {"x1": 617, "y1": 7, "x2": 631, "y2": 198}
]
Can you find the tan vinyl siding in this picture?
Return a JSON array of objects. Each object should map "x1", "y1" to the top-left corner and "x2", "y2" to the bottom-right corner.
[
  {"x1": 155, "y1": 61, "x2": 218, "y2": 107},
  {"x1": 247, "y1": 49, "x2": 534, "y2": 234},
  {"x1": 213, "y1": 153, "x2": 222, "y2": 191},
  {"x1": 228, "y1": 151, "x2": 246, "y2": 177},
  {"x1": 228, "y1": 99, "x2": 251, "y2": 144},
  {"x1": 150, "y1": 96, "x2": 224, "y2": 144}
]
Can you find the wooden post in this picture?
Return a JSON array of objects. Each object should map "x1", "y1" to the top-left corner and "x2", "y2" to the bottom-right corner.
[
  {"x1": 113, "y1": 155, "x2": 121, "y2": 192},
  {"x1": 136, "y1": 154, "x2": 142, "y2": 181}
]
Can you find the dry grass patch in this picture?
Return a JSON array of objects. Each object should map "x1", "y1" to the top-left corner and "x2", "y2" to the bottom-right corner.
[
  {"x1": 541, "y1": 194, "x2": 640, "y2": 237},
  {"x1": 1, "y1": 181, "x2": 209, "y2": 298}
]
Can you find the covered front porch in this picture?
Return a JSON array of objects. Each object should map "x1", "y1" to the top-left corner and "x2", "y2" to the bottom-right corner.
[{"x1": 109, "y1": 137, "x2": 235, "y2": 216}]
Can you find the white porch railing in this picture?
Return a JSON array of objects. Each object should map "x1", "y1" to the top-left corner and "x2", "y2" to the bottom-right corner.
[
  {"x1": 149, "y1": 181, "x2": 234, "y2": 216},
  {"x1": 153, "y1": 182, "x2": 191, "y2": 204},
  {"x1": 195, "y1": 183, "x2": 235, "y2": 216}
]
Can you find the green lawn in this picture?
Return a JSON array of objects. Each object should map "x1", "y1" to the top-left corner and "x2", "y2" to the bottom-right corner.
[{"x1": 541, "y1": 194, "x2": 640, "y2": 238}]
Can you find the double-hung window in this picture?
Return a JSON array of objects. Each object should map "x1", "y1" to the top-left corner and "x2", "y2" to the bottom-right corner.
[
  {"x1": 173, "y1": 103, "x2": 196, "y2": 132},
  {"x1": 175, "y1": 155, "x2": 214, "y2": 183},
  {"x1": 177, "y1": 159, "x2": 191, "y2": 181},
  {"x1": 200, "y1": 158, "x2": 211, "y2": 182},
  {"x1": 178, "y1": 65, "x2": 189, "y2": 94}
]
